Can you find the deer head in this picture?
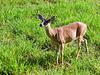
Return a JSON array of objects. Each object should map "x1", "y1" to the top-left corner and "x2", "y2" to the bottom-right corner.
[{"x1": 38, "y1": 14, "x2": 55, "y2": 28}]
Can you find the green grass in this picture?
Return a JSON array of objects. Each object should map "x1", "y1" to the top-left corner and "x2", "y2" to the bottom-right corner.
[{"x1": 0, "y1": 0, "x2": 100, "y2": 75}]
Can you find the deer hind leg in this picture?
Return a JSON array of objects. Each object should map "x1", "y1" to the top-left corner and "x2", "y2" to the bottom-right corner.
[
  {"x1": 76, "y1": 36, "x2": 83, "y2": 59},
  {"x1": 83, "y1": 38, "x2": 88, "y2": 53}
]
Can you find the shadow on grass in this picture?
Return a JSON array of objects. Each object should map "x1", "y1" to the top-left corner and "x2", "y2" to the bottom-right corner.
[{"x1": 21, "y1": 51, "x2": 55, "y2": 69}]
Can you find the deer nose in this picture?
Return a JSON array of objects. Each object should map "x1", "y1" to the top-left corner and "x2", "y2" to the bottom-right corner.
[{"x1": 40, "y1": 24, "x2": 42, "y2": 27}]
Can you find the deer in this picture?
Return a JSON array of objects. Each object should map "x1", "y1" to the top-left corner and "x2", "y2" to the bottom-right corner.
[{"x1": 38, "y1": 14, "x2": 88, "y2": 65}]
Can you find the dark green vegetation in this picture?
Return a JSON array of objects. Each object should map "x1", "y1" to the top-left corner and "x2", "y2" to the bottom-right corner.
[{"x1": 0, "y1": 0, "x2": 100, "y2": 75}]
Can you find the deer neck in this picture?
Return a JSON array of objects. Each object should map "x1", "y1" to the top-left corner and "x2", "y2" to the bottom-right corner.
[{"x1": 44, "y1": 23, "x2": 54, "y2": 38}]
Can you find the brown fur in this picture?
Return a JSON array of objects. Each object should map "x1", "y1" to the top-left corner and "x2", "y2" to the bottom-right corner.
[{"x1": 45, "y1": 22, "x2": 87, "y2": 44}]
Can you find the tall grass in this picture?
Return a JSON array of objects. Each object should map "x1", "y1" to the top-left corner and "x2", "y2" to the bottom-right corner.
[{"x1": 0, "y1": 0, "x2": 100, "y2": 75}]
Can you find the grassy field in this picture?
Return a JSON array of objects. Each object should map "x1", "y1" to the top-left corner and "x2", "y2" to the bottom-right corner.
[{"x1": 0, "y1": 0, "x2": 100, "y2": 75}]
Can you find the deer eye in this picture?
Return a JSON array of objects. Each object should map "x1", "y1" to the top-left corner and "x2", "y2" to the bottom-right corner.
[{"x1": 43, "y1": 20, "x2": 49, "y2": 25}]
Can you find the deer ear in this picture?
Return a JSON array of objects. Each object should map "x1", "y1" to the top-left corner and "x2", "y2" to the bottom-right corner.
[
  {"x1": 50, "y1": 16, "x2": 55, "y2": 22},
  {"x1": 38, "y1": 14, "x2": 44, "y2": 21}
]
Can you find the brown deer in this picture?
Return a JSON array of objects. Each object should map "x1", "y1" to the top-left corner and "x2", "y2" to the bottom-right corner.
[{"x1": 38, "y1": 15, "x2": 88, "y2": 65}]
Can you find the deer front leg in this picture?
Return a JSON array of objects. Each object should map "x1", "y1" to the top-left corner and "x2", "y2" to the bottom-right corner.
[
  {"x1": 61, "y1": 43, "x2": 64, "y2": 65},
  {"x1": 56, "y1": 45, "x2": 60, "y2": 65}
]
